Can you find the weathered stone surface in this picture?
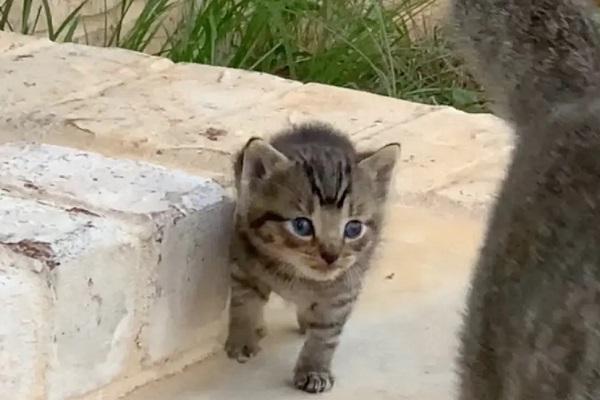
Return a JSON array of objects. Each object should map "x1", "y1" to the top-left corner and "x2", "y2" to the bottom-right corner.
[
  {"x1": 32, "y1": 63, "x2": 301, "y2": 148},
  {"x1": 0, "y1": 193, "x2": 137, "y2": 400},
  {"x1": 0, "y1": 32, "x2": 514, "y2": 218},
  {"x1": 0, "y1": 142, "x2": 233, "y2": 400},
  {"x1": 0, "y1": 31, "x2": 52, "y2": 54},
  {"x1": 0, "y1": 40, "x2": 173, "y2": 120},
  {"x1": 355, "y1": 107, "x2": 514, "y2": 212}
]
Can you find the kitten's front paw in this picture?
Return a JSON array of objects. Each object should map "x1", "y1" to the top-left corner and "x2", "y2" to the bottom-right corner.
[
  {"x1": 224, "y1": 335, "x2": 261, "y2": 363},
  {"x1": 296, "y1": 311, "x2": 308, "y2": 335},
  {"x1": 297, "y1": 320, "x2": 307, "y2": 335},
  {"x1": 293, "y1": 370, "x2": 335, "y2": 393},
  {"x1": 256, "y1": 325, "x2": 268, "y2": 339}
]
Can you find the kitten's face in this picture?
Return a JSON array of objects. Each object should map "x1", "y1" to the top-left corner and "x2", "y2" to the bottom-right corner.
[{"x1": 236, "y1": 138, "x2": 399, "y2": 281}]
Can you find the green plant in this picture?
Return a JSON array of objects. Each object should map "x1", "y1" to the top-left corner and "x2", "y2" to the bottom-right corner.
[
  {"x1": 98, "y1": 0, "x2": 172, "y2": 50},
  {"x1": 0, "y1": 0, "x2": 487, "y2": 112},
  {"x1": 162, "y1": 0, "x2": 485, "y2": 111}
]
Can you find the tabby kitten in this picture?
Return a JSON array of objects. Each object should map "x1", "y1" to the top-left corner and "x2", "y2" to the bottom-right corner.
[
  {"x1": 451, "y1": 0, "x2": 600, "y2": 398},
  {"x1": 225, "y1": 122, "x2": 400, "y2": 393}
]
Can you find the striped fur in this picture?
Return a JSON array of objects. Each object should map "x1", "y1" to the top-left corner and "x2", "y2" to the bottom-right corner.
[
  {"x1": 451, "y1": 0, "x2": 600, "y2": 398},
  {"x1": 226, "y1": 122, "x2": 400, "y2": 393}
]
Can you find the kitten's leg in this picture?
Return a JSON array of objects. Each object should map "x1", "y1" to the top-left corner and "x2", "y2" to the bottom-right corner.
[
  {"x1": 225, "y1": 267, "x2": 271, "y2": 363},
  {"x1": 296, "y1": 307, "x2": 308, "y2": 335},
  {"x1": 293, "y1": 298, "x2": 356, "y2": 393}
]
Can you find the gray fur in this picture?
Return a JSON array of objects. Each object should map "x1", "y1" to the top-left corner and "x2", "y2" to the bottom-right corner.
[
  {"x1": 226, "y1": 122, "x2": 400, "y2": 393},
  {"x1": 451, "y1": 0, "x2": 600, "y2": 398}
]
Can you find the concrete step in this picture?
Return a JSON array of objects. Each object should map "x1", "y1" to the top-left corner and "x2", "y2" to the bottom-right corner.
[{"x1": 0, "y1": 142, "x2": 233, "y2": 400}]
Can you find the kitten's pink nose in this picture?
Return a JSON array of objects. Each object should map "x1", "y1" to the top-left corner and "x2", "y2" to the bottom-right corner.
[{"x1": 320, "y1": 251, "x2": 339, "y2": 265}]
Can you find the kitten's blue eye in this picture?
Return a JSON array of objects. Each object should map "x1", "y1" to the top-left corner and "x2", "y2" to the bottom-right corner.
[
  {"x1": 289, "y1": 217, "x2": 314, "y2": 237},
  {"x1": 344, "y1": 220, "x2": 363, "y2": 239}
]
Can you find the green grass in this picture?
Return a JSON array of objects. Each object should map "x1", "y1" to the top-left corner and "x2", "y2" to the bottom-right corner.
[{"x1": 0, "y1": 0, "x2": 487, "y2": 112}]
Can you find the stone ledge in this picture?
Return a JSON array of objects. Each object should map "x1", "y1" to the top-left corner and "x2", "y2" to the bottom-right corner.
[
  {"x1": 0, "y1": 143, "x2": 233, "y2": 400},
  {"x1": 0, "y1": 31, "x2": 515, "y2": 217}
]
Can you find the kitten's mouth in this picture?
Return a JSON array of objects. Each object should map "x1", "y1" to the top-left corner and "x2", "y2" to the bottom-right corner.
[
  {"x1": 286, "y1": 254, "x2": 351, "y2": 281},
  {"x1": 301, "y1": 267, "x2": 342, "y2": 281},
  {"x1": 291, "y1": 261, "x2": 343, "y2": 281},
  {"x1": 310, "y1": 263, "x2": 341, "y2": 272},
  {"x1": 311, "y1": 255, "x2": 356, "y2": 273}
]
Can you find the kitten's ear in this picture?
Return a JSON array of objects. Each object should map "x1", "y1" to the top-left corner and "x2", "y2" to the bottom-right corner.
[
  {"x1": 240, "y1": 137, "x2": 290, "y2": 186},
  {"x1": 358, "y1": 142, "x2": 401, "y2": 198}
]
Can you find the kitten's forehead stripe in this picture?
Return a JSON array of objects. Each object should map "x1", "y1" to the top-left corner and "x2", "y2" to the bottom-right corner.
[
  {"x1": 336, "y1": 185, "x2": 350, "y2": 209},
  {"x1": 298, "y1": 152, "x2": 353, "y2": 208},
  {"x1": 303, "y1": 161, "x2": 325, "y2": 205}
]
